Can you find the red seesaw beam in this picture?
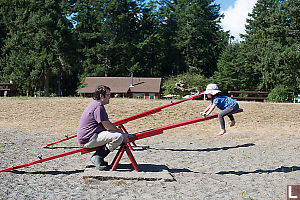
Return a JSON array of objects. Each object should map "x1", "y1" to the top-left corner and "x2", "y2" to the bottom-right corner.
[
  {"x1": 133, "y1": 109, "x2": 243, "y2": 141},
  {"x1": 113, "y1": 94, "x2": 203, "y2": 126},
  {"x1": 40, "y1": 135, "x2": 77, "y2": 148},
  {"x1": 111, "y1": 109, "x2": 243, "y2": 171},
  {"x1": 41, "y1": 94, "x2": 203, "y2": 148}
]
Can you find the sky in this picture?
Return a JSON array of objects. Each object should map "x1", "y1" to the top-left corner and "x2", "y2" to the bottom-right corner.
[{"x1": 215, "y1": 0, "x2": 258, "y2": 41}]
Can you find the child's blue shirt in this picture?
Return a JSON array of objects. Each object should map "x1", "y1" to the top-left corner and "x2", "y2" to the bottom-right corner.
[{"x1": 210, "y1": 96, "x2": 237, "y2": 110}]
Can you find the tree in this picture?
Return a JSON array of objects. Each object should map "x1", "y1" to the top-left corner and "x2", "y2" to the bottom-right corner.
[
  {"x1": 0, "y1": 0, "x2": 78, "y2": 96},
  {"x1": 0, "y1": 0, "x2": 37, "y2": 95},
  {"x1": 214, "y1": 0, "x2": 299, "y2": 99},
  {"x1": 73, "y1": 0, "x2": 147, "y2": 78},
  {"x1": 152, "y1": 0, "x2": 228, "y2": 77},
  {"x1": 129, "y1": 3, "x2": 166, "y2": 77},
  {"x1": 161, "y1": 72, "x2": 209, "y2": 97},
  {"x1": 213, "y1": 43, "x2": 242, "y2": 91},
  {"x1": 174, "y1": 0, "x2": 227, "y2": 76},
  {"x1": 243, "y1": 0, "x2": 300, "y2": 92}
]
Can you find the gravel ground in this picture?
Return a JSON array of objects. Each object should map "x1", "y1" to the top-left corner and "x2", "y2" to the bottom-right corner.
[{"x1": 0, "y1": 97, "x2": 299, "y2": 200}]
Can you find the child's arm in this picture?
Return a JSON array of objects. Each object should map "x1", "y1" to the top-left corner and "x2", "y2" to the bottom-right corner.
[
  {"x1": 201, "y1": 104, "x2": 217, "y2": 117},
  {"x1": 205, "y1": 104, "x2": 217, "y2": 115},
  {"x1": 203, "y1": 104, "x2": 211, "y2": 113},
  {"x1": 201, "y1": 104, "x2": 213, "y2": 116}
]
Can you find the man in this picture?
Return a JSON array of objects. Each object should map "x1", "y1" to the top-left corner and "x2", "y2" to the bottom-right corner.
[{"x1": 77, "y1": 85, "x2": 129, "y2": 170}]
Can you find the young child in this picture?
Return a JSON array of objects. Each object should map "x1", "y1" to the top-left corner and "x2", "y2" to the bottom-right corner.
[{"x1": 200, "y1": 84, "x2": 239, "y2": 136}]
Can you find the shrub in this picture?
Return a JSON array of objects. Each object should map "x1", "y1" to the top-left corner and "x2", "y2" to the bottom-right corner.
[
  {"x1": 162, "y1": 73, "x2": 208, "y2": 97},
  {"x1": 268, "y1": 85, "x2": 292, "y2": 102}
]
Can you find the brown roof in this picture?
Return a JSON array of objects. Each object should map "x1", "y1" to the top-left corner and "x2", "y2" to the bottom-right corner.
[{"x1": 78, "y1": 77, "x2": 161, "y2": 94}]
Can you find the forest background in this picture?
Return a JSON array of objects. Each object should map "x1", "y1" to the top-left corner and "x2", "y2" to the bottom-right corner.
[{"x1": 0, "y1": 0, "x2": 299, "y2": 102}]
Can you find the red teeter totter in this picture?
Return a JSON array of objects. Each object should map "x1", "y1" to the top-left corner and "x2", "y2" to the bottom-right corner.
[
  {"x1": 0, "y1": 109, "x2": 243, "y2": 173},
  {"x1": 0, "y1": 93, "x2": 243, "y2": 173}
]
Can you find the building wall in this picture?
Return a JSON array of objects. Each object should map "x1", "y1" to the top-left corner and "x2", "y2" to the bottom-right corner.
[
  {"x1": 131, "y1": 92, "x2": 159, "y2": 100},
  {"x1": 81, "y1": 92, "x2": 159, "y2": 99}
]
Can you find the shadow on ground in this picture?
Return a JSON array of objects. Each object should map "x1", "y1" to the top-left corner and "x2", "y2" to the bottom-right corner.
[
  {"x1": 10, "y1": 169, "x2": 84, "y2": 175},
  {"x1": 140, "y1": 143, "x2": 255, "y2": 152},
  {"x1": 85, "y1": 163, "x2": 192, "y2": 174},
  {"x1": 217, "y1": 166, "x2": 300, "y2": 176}
]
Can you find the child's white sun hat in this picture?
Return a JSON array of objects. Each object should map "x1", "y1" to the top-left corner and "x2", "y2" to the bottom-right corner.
[{"x1": 202, "y1": 84, "x2": 221, "y2": 95}]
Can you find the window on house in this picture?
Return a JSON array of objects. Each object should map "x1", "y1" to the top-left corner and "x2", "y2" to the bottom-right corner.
[
  {"x1": 149, "y1": 93, "x2": 155, "y2": 99},
  {"x1": 133, "y1": 93, "x2": 145, "y2": 99}
]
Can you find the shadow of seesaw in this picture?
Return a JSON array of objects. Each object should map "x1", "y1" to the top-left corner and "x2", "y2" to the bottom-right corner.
[
  {"x1": 103, "y1": 163, "x2": 192, "y2": 173},
  {"x1": 86, "y1": 163, "x2": 191, "y2": 173},
  {"x1": 10, "y1": 169, "x2": 84, "y2": 175},
  {"x1": 141, "y1": 143, "x2": 255, "y2": 152},
  {"x1": 217, "y1": 166, "x2": 300, "y2": 176}
]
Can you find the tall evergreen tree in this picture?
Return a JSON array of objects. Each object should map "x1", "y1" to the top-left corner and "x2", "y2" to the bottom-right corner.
[
  {"x1": 0, "y1": 0, "x2": 77, "y2": 96},
  {"x1": 243, "y1": 0, "x2": 299, "y2": 92},
  {"x1": 152, "y1": 0, "x2": 228, "y2": 77},
  {"x1": 129, "y1": 2, "x2": 167, "y2": 77},
  {"x1": 214, "y1": 0, "x2": 299, "y2": 97},
  {"x1": 73, "y1": 0, "x2": 146, "y2": 78},
  {"x1": 213, "y1": 43, "x2": 242, "y2": 90},
  {"x1": 150, "y1": 0, "x2": 187, "y2": 76},
  {"x1": 174, "y1": 0, "x2": 227, "y2": 76}
]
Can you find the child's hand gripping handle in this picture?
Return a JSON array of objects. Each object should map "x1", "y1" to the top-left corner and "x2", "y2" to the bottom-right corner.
[{"x1": 200, "y1": 112, "x2": 207, "y2": 117}]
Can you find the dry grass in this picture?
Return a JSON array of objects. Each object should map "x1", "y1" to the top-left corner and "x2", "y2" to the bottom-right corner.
[{"x1": 0, "y1": 97, "x2": 299, "y2": 140}]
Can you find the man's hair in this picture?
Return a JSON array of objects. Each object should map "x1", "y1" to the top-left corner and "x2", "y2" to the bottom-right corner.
[{"x1": 93, "y1": 85, "x2": 111, "y2": 100}]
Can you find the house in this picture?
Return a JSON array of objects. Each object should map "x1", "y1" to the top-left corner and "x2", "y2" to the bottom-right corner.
[{"x1": 78, "y1": 77, "x2": 162, "y2": 100}]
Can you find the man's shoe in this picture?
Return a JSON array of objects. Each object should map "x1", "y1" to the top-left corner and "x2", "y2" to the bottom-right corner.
[
  {"x1": 90, "y1": 145, "x2": 111, "y2": 171},
  {"x1": 90, "y1": 155, "x2": 109, "y2": 171},
  {"x1": 95, "y1": 145, "x2": 110, "y2": 158}
]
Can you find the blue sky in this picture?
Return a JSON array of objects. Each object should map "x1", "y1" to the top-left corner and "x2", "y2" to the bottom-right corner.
[
  {"x1": 214, "y1": 0, "x2": 236, "y2": 10},
  {"x1": 215, "y1": 0, "x2": 258, "y2": 41}
]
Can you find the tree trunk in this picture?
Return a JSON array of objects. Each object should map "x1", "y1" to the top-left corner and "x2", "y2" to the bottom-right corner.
[{"x1": 44, "y1": 68, "x2": 50, "y2": 97}]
